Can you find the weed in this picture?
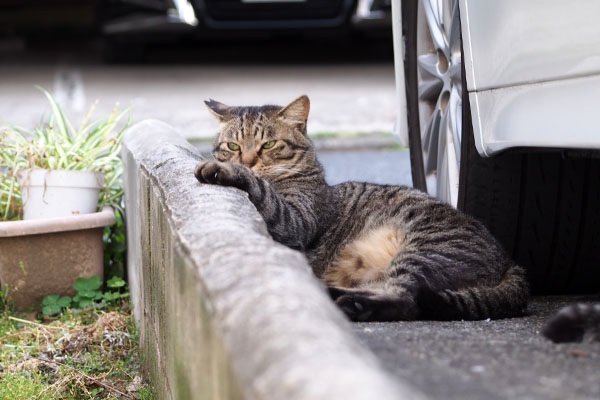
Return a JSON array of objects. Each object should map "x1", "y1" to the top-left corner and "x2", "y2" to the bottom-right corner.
[
  {"x1": 41, "y1": 276, "x2": 129, "y2": 317},
  {"x1": 137, "y1": 385, "x2": 155, "y2": 400},
  {"x1": 0, "y1": 285, "x2": 14, "y2": 315},
  {"x1": 41, "y1": 295, "x2": 72, "y2": 316},
  {"x1": 0, "y1": 303, "x2": 152, "y2": 399},
  {"x1": 103, "y1": 209, "x2": 127, "y2": 281},
  {"x1": 0, "y1": 373, "x2": 52, "y2": 400},
  {"x1": 18, "y1": 261, "x2": 26, "y2": 275}
]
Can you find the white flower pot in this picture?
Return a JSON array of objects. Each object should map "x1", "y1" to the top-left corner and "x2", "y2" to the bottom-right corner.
[{"x1": 18, "y1": 169, "x2": 104, "y2": 220}]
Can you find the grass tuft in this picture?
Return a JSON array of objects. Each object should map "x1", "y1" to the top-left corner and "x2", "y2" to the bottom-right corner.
[{"x1": 0, "y1": 304, "x2": 152, "y2": 399}]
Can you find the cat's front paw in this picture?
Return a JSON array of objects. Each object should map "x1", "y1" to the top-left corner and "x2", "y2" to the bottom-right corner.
[{"x1": 194, "y1": 161, "x2": 248, "y2": 189}]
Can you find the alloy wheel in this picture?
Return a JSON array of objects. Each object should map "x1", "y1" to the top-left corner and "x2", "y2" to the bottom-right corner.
[{"x1": 416, "y1": 0, "x2": 462, "y2": 206}]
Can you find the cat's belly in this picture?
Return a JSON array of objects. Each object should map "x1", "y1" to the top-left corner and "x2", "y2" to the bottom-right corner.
[{"x1": 323, "y1": 225, "x2": 407, "y2": 288}]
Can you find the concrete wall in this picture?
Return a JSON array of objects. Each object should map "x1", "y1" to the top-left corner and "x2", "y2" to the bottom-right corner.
[{"x1": 122, "y1": 120, "x2": 422, "y2": 400}]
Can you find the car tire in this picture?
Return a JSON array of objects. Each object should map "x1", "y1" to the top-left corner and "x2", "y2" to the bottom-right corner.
[{"x1": 403, "y1": 0, "x2": 600, "y2": 294}]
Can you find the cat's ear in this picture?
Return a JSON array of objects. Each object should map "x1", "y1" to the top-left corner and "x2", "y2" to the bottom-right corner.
[
  {"x1": 205, "y1": 99, "x2": 231, "y2": 121},
  {"x1": 278, "y1": 95, "x2": 310, "y2": 132}
]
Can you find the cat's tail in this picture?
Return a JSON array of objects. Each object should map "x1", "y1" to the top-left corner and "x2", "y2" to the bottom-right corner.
[
  {"x1": 418, "y1": 264, "x2": 529, "y2": 320},
  {"x1": 542, "y1": 303, "x2": 600, "y2": 343}
]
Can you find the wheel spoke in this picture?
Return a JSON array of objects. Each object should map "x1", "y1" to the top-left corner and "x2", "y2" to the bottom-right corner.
[
  {"x1": 448, "y1": 0, "x2": 462, "y2": 62},
  {"x1": 437, "y1": 103, "x2": 460, "y2": 205},
  {"x1": 448, "y1": 84, "x2": 462, "y2": 163},
  {"x1": 436, "y1": 108, "x2": 449, "y2": 201},
  {"x1": 418, "y1": 53, "x2": 441, "y2": 77},
  {"x1": 447, "y1": 63, "x2": 462, "y2": 90},
  {"x1": 422, "y1": 107, "x2": 441, "y2": 175},
  {"x1": 418, "y1": 54, "x2": 444, "y2": 101},
  {"x1": 422, "y1": 0, "x2": 449, "y2": 57}
]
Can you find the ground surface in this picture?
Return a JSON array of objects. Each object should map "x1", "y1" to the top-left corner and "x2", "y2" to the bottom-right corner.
[
  {"x1": 319, "y1": 148, "x2": 412, "y2": 187},
  {"x1": 355, "y1": 296, "x2": 600, "y2": 400}
]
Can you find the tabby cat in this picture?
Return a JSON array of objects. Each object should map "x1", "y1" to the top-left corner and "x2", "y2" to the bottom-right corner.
[
  {"x1": 542, "y1": 303, "x2": 600, "y2": 343},
  {"x1": 194, "y1": 95, "x2": 529, "y2": 321}
]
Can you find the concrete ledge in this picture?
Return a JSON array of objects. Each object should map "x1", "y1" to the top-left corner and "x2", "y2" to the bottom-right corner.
[
  {"x1": 0, "y1": 207, "x2": 115, "y2": 237},
  {"x1": 123, "y1": 120, "x2": 424, "y2": 400}
]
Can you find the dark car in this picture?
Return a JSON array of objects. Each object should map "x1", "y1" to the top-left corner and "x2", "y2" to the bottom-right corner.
[
  {"x1": 103, "y1": 0, "x2": 391, "y2": 35},
  {"x1": 0, "y1": 0, "x2": 391, "y2": 61},
  {"x1": 98, "y1": 0, "x2": 391, "y2": 61}
]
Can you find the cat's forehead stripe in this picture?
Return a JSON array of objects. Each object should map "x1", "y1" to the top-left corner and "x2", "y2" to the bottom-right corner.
[
  {"x1": 238, "y1": 112, "x2": 246, "y2": 142},
  {"x1": 255, "y1": 113, "x2": 266, "y2": 141}
]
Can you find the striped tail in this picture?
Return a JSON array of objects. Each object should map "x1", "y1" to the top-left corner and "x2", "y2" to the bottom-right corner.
[
  {"x1": 542, "y1": 303, "x2": 600, "y2": 343},
  {"x1": 418, "y1": 265, "x2": 529, "y2": 320}
]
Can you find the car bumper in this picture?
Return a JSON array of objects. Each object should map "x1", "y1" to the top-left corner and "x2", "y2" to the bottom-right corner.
[
  {"x1": 470, "y1": 73, "x2": 600, "y2": 157},
  {"x1": 104, "y1": 0, "x2": 392, "y2": 35}
]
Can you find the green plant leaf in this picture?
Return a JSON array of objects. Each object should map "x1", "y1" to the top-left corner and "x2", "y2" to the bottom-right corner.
[
  {"x1": 42, "y1": 294, "x2": 59, "y2": 306},
  {"x1": 78, "y1": 298, "x2": 94, "y2": 308},
  {"x1": 103, "y1": 292, "x2": 120, "y2": 302},
  {"x1": 42, "y1": 303, "x2": 61, "y2": 315},
  {"x1": 41, "y1": 294, "x2": 72, "y2": 315},
  {"x1": 72, "y1": 278, "x2": 86, "y2": 292},
  {"x1": 57, "y1": 296, "x2": 72, "y2": 308},
  {"x1": 73, "y1": 276, "x2": 102, "y2": 292},
  {"x1": 77, "y1": 289, "x2": 98, "y2": 299},
  {"x1": 107, "y1": 276, "x2": 126, "y2": 289},
  {"x1": 37, "y1": 86, "x2": 70, "y2": 140}
]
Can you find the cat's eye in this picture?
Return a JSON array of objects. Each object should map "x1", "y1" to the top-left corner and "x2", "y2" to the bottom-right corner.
[
  {"x1": 262, "y1": 140, "x2": 276, "y2": 149},
  {"x1": 227, "y1": 142, "x2": 240, "y2": 151}
]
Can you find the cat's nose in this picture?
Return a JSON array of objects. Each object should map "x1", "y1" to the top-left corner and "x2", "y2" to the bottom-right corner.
[{"x1": 242, "y1": 156, "x2": 257, "y2": 168}]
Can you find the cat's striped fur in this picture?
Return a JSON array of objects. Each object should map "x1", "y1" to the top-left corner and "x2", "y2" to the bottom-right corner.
[{"x1": 195, "y1": 95, "x2": 529, "y2": 321}]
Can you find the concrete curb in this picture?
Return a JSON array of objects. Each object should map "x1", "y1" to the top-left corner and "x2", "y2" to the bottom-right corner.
[{"x1": 123, "y1": 119, "x2": 425, "y2": 400}]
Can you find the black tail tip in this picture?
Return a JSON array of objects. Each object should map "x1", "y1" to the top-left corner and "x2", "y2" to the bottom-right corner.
[{"x1": 542, "y1": 311, "x2": 585, "y2": 343}]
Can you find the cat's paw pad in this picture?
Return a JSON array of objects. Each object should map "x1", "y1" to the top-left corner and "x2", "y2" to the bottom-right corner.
[
  {"x1": 336, "y1": 295, "x2": 374, "y2": 322},
  {"x1": 195, "y1": 161, "x2": 241, "y2": 187}
]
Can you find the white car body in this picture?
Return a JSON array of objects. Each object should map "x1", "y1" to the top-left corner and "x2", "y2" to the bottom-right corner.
[{"x1": 393, "y1": 0, "x2": 600, "y2": 156}]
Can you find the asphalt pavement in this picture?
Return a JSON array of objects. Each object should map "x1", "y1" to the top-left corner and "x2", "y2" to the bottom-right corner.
[
  {"x1": 355, "y1": 296, "x2": 600, "y2": 400},
  {"x1": 318, "y1": 147, "x2": 412, "y2": 187}
]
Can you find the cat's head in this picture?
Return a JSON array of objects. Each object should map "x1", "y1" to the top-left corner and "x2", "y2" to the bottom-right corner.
[{"x1": 206, "y1": 95, "x2": 318, "y2": 180}]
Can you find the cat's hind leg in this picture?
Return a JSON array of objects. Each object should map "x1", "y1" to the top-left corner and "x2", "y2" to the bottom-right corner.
[
  {"x1": 331, "y1": 287, "x2": 419, "y2": 321},
  {"x1": 328, "y1": 249, "x2": 440, "y2": 321},
  {"x1": 324, "y1": 224, "x2": 419, "y2": 321}
]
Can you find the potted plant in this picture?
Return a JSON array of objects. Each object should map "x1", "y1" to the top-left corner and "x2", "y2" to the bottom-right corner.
[
  {"x1": 1, "y1": 87, "x2": 129, "y2": 220},
  {"x1": 0, "y1": 87, "x2": 130, "y2": 311}
]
